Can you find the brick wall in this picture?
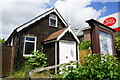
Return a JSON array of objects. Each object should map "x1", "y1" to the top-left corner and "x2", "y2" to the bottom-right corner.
[{"x1": 83, "y1": 29, "x2": 91, "y2": 41}]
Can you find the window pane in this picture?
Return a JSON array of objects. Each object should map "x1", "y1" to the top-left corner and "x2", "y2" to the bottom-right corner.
[
  {"x1": 26, "y1": 37, "x2": 35, "y2": 41},
  {"x1": 25, "y1": 42, "x2": 34, "y2": 55},
  {"x1": 50, "y1": 18, "x2": 56, "y2": 27},
  {"x1": 99, "y1": 31, "x2": 113, "y2": 55}
]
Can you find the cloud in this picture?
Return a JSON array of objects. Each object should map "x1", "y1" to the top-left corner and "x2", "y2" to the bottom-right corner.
[
  {"x1": 1, "y1": 0, "x2": 50, "y2": 39},
  {"x1": 91, "y1": 0, "x2": 120, "y2": 2},
  {"x1": 55, "y1": 0, "x2": 107, "y2": 35},
  {"x1": 0, "y1": 0, "x2": 107, "y2": 39}
]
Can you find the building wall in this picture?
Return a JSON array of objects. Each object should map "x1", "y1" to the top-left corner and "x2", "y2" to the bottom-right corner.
[
  {"x1": 59, "y1": 31, "x2": 78, "y2": 63},
  {"x1": 60, "y1": 32, "x2": 76, "y2": 41},
  {"x1": 83, "y1": 29, "x2": 91, "y2": 41},
  {"x1": 77, "y1": 35, "x2": 84, "y2": 42},
  {"x1": 13, "y1": 12, "x2": 67, "y2": 68},
  {"x1": 43, "y1": 42, "x2": 55, "y2": 66}
]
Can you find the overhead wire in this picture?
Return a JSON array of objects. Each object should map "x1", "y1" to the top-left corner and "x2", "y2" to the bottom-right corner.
[{"x1": 63, "y1": 0, "x2": 69, "y2": 26}]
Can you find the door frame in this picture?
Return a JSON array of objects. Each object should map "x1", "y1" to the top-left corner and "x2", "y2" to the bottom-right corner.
[{"x1": 59, "y1": 40, "x2": 77, "y2": 64}]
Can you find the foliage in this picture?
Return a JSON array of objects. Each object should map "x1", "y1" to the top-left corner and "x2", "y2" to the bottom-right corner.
[
  {"x1": 79, "y1": 40, "x2": 91, "y2": 50},
  {"x1": 26, "y1": 50, "x2": 47, "y2": 69},
  {"x1": 32, "y1": 70, "x2": 57, "y2": 78},
  {"x1": 58, "y1": 54, "x2": 120, "y2": 79},
  {"x1": 0, "y1": 38, "x2": 5, "y2": 44},
  {"x1": 115, "y1": 36, "x2": 120, "y2": 51},
  {"x1": 9, "y1": 65, "x2": 32, "y2": 78},
  {"x1": 10, "y1": 50, "x2": 48, "y2": 78},
  {"x1": 9, "y1": 66, "x2": 56, "y2": 78}
]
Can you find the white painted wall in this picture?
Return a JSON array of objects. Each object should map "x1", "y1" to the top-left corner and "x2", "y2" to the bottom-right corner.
[{"x1": 98, "y1": 12, "x2": 120, "y2": 29}]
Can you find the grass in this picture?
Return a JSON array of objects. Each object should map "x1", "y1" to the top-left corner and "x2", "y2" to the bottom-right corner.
[
  {"x1": 9, "y1": 65, "x2": 32, "y2": 78},
  {"x1": 9, "y1": 66, "x2": 57, "y2": 78},
  {"x1": 32, "y1": 70, "x2": 57, "y2": 78}
]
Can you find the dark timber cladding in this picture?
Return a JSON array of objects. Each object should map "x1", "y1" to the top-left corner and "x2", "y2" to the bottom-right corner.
[
  {"x1": 43, "y1": 42, "x2": 55, "y2": 66},
  {"x1": 10, "y1": 12, "x2": 66, "y2": 68},
  {"x1": 5, "y1": 7, "x2": 80, "y2": 72},
  {"x1": 60, "y1": 32, "x2": 76, "y2": 41},
  {"x1": 86, "y1": 19, "x2": 116, "y2": 55}
]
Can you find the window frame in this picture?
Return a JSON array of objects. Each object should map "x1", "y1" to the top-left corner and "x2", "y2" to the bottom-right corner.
[
  {"x1": 49, "y1": 14, "x2": 57, "y2": 27},
  {"x1": 99, "y1": 31, "x2": 113, "y2": 55},
  {"x1": 23, "y1": 35, "x2": 37, "y2": 56}
]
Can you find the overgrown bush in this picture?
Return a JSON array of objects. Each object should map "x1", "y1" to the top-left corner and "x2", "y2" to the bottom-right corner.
[
  {"x1": 26, "y1": 50, "x2": 47, "y2": 69},
  {"x1": 79, "y1": 40, "x2": 91, "y2": 50},
  {"x1": 115, "y1": 36, "x2": 120, "y2": 52},
  {"x1": 10, "y1": 50, "x2": 47, "y2": 78},
  {"x1": 58, "y1": 54, "x2": 120, "y2": 79}
]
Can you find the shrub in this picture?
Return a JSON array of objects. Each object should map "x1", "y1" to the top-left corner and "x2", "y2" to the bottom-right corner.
[
  {"x1": 115, "y1": 36, "x2": 120, "y2": 52},
  {"x1": 58, "y1": 54, "x2": 120, "y2": 79},
  {"x1": 26, "y1": 50, "x2": 47, "y2": 69},
  {"x1": 0, "y1": 38, "x2": 5, "y2": 44},
  {"x1": 79, "y1": 40, "x2": 91, "y2": 50},
  {"x1": 10, "y1": 51, "x2": 48, "y2": 78}
]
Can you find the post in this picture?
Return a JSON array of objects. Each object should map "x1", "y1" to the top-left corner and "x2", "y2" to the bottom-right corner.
[
  {"x1": 55, "y1": 41, "x2": 57, "y2": 73},
  {"x1": 0, "y1": 45, "x2": 2, "y2": 78},
  {"x1": 86, "y1": 19, "x2": 116, "y2": 55}
]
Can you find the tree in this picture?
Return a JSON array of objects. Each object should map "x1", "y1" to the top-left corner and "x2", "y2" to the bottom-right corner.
[{"x1": 0, "y1": 38, "x2": 5, "y2": 44}]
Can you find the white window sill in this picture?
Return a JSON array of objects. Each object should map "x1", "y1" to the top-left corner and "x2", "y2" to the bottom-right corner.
[{"x1": 23, "y1": 54, "x2": 34, "y2": 57}]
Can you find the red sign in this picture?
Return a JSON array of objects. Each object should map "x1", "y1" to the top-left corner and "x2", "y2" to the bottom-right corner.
[
  {"x1": 103, "y1": 17, "x2": 116, "y2": 26},
  {"x1": 113, "y1": 27, "x2": 120, "y2": 31}
]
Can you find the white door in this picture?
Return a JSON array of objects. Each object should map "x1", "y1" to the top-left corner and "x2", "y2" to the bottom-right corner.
[{"x1": 59, "y1": 41, "x2": 76, "y2": 64}]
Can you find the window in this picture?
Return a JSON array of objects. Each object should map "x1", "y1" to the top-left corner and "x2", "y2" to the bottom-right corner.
[
  {"x1": 23, "y1": 36, "x2": 36, "y2": 56},
  {"x1": 99, "y1": 31, "x2": 113, "y2": 56},
  {"x1": 49, "y1": 14, "x2": 57, "y2": 27}
]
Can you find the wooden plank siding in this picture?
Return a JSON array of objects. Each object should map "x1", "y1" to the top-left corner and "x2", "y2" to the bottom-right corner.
[
  {"x1": 43, "y1": 42, "x2": 55, "y2": 72},
  {"x1": 12, "y1": 12, "x2": 67, "y2": 68},
  {"x1": 79, "y1": 49, "x2": 92, "y2": 64},
  {"x1": 60, "y1": 32, "x2": 77, "y2": 41},
  {"x1": 0, "y1": 45, "x2": 14, "y2": 77}
]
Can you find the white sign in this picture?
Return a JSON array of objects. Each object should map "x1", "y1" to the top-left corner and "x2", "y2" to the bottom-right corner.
[{"x1": 98, "y1": 12, "x2": 120, "y2": 31}]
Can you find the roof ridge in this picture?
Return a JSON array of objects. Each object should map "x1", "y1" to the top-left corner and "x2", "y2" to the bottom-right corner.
[
  {"x1": 16, "y1": 7, "x2": 68, "y2": 32},
  {"x1": 6, "y1": 7, "x2": 68, "y2": 43},
  {"x1": 16, "y1": 7, "x2": 55, "y2": 30}
]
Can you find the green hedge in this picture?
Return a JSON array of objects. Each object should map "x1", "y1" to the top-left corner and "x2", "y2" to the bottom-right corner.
[
  {"x1": 79, "y1": 40, "x2": 91, "y2": 50},
  {"x1": 58, "y1": 54, "x2": 120, "y2": 79}
]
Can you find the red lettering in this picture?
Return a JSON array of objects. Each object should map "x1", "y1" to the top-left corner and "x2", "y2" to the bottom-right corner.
[{"x1": 103, "y1": 17, "x2": 116, "y2": 26}]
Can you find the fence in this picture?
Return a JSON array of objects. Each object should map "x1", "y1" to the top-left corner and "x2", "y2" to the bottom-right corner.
[
  {"x1": 29, "y1": 59, "x2": 82, "y2": 79},
  {"x1": 79, "y1": 49, "x2": 92, "y2": 64},
  {"x1": 29, "y1": 49, "x2": 92, "y2": 79},
  {"x1": 0, "y1": 45, "x2": 14, "y2": 78}
]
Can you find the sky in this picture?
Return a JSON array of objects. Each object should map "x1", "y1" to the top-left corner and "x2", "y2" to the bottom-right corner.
[{"x1": 0, "y1": 0, "x2": 119, "y2": 40}]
